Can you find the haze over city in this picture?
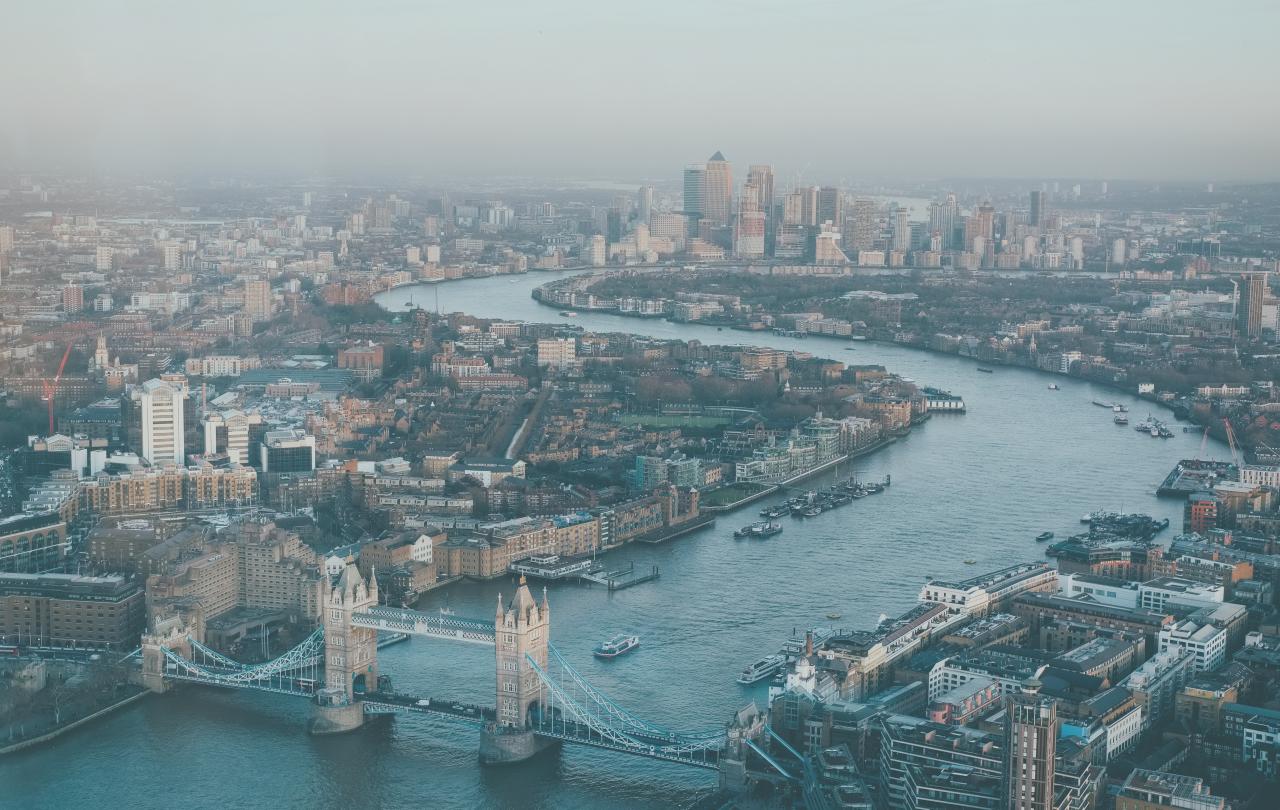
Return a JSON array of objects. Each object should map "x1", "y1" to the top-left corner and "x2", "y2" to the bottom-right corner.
[
  {"x1": 4, "y1": 4, "x2": 1280, "y2": 810},
  {"x1": 4, "y1": 0, "x2": 1279, "y2": 182}
]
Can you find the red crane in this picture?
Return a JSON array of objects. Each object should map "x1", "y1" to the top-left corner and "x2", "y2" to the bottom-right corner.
[{"x1": 40, "y1": 343, "x2": 75, "y2": 434}]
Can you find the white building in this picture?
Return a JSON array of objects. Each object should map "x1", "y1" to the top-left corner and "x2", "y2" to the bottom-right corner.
[
  {"x1": 135, "y1": 377, "x2": 188, "y2": 466},
  {"x1": 1138, "y1": 577, "x2": 1224, "y2": 612},
  {"x1": 1056, "y1": 572, "x2": 1139, "y2": 608},
  {"x1": 1120, "y1": 649, "x2": 1194, "y2": 729},
  {"x1": 1158, "y1": 619, "x2": 1227, "y2": 673},
  {"x1": 1241, "y1": 465, "x2": 1280, "y2": 489}
]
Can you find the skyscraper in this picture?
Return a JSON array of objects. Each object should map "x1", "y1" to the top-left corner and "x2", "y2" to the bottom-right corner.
[
  {"x1": 929, "y1": 195, "x2": 959, "y2": 250},
  {"x1": 890, "y1": 208, "x2": 911, "y2": 253},
  {"x1": 1029, "y1": 191, "x2": 1046, "y2": 228},
  {"x1": 1006, "y1": 680, "x2": 1057, "y2": 810},
  {"x1": 683, "y1": 164, "x2": 706, "y2": 227},
  {"x1": 637, "y1": 185, "x2": 654, "y2": 226},
  {"x1": 136, "y1": 377, "x2": 188, "y2": 466},
  {"x1": 800, "y1": 186, "x2": 820, "y2": 227},
  {"x1": 746, "y1": 165, "x2": 774, "y2": 221},
  {"x1": 817, "y1": 187, "x2": 843, "y2": 228},
  {"x1": 734, "y1": 210, "x2": 765, "y2": 259},
  {"x1": 1238, "y1": 272, "x2": 1267, "y2": 340},
  {"x1": 703, "y1": 151, "x2": 732, "y2": 227}
]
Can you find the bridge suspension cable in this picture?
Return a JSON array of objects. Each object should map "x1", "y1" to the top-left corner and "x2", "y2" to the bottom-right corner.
[
  {"x1": 545, "y1": 644, "x2": 726, "y2": 741},
  {"x1": 525, "y1": 652, "x2": 724, "y2": 768},
  {"x1": 160, "y1": 627, "x2": 324, "y2": 696}
]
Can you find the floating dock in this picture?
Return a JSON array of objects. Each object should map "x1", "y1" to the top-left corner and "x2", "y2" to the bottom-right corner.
[
  {"x1": 509, "y1": 554, "x2": 600, "y2": 581},
  {"x1": 579, "y1": 562, "x2": 660, "y2": 591}
]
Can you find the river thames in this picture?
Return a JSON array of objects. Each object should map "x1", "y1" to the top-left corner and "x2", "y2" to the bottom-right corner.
[{"x1": 3, "y1": 271, "x2": 1229, "y2": 810}]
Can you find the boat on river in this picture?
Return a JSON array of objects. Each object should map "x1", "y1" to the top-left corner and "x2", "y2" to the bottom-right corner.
[
  {"x1": 976, "y1": 367, "x2": 994, "y2": 373},
  {"x1": 737, "y1": 654, "x2": 787, "y2": 685},
  {"x1": 593, "y1": 634, "x2": 640, "y2": 659},
  {"x1": 1036, "y1": 531, "x2": 1054, "y2": 542}
]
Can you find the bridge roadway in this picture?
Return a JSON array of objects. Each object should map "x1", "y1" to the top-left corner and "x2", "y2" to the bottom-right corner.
[
  {"x1": 351, "y1": 606, "x2": 497, "y2": 645},
  {"x1": 529, "y1": 708, "x2": 721, "y2": 770},
  {"x1": 361, "y1": 691, "x2": 496, "y2": 725}
]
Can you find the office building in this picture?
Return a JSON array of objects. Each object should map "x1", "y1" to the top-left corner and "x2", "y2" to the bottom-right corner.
[
  {"x1": 683, "y1": 164, "x2": 706, "y2": 225},
  {"x1": 260, "y1": 429, "x2": 316, "y2": 473},
  {"x1": 747, "y1": 164, "x2": 774, "y2": 226},
  {"x1": 817, "y1": 186, "x2": 843, "y2": 228},
  {"x1": 703, "y1": 151, "x2": 732, "y2": 227},
  {"x1": 203, "y1": 410, "x2": 251, "y2": 465},
  {"x1": 636, "y1": 185, "x2": 653, "y2": 225},
  {"x1": 1029, "y1": 191, "x2": 1045, "y2": 228},
  {"x1": 135, "y1": 377, "x2": 188, "y2": 466},
  {"x1": 1158, "y1": 618, "x2": 1227, "y2": 672}
]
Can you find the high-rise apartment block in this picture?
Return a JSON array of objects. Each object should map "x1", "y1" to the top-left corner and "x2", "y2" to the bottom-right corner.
[
  {"x1": 1005, "y1": 682, "x2": 1057, "y2": 810},
  {"x1": 135, "y1": 377, "x2": 188, "y2": 466}
]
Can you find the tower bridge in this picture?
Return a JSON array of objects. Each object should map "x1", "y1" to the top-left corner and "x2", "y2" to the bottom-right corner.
[{"x1": 139, "y1": 564, "x2": 791, "y2": 787}]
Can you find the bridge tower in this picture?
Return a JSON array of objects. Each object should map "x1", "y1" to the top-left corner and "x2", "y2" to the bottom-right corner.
[
  {"x1": 310, "y1": 564, "x2": 379, "y2": 734},
  {"x1": 140, "y1": 614, "x2": 196, "y2": 693},
  {"x1": 480, "y1": 575, "x2": 559, "y2": 764}
]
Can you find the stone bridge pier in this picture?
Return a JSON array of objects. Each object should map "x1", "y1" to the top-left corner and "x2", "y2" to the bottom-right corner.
[{"x1": 310, "y1": 565, "x2": 379, "y2": 735}]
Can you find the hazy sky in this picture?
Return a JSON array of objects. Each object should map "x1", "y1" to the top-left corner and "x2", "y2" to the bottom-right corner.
[{"x1": 4, "y1": 0, "x2": 1278, "y2": 183}]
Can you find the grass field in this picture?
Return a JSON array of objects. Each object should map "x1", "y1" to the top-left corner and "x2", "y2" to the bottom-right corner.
[
  {"x1": 700, "y1": 481, "x2": 771, "y2": 507},
  {"x1": 618, "y1": 413, "x2": 734, "y2": 428}
]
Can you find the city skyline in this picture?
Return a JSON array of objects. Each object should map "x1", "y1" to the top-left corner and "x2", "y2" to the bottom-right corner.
[{"x1": 3, "y1": 1, "x2": 1279, "y2": 182}]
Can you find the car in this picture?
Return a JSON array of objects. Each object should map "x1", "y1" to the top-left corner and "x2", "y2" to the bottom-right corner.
[{"x1": 415, "y1": 699, "x2": 431, "y2": 707}]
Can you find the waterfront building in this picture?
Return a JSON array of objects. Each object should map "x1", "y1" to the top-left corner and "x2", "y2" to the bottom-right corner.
[
  {"x1": 919, "y1": 563, "x2": 1057, "y2": 618},
  {"x1": 0, "y1": 571, "x2": 146, "y2": 650},
  {"x1": 821, "y1": 603, "x2": 966, "y2": 701},
  {"x1": 436, "y1": 513, "x2": 599, "y2": 580}
]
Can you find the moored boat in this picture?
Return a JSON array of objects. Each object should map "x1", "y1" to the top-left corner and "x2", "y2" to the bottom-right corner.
[
  {"x1": 737, "y1": 654, "x2": 787, "y2": 684},
  {"x1": 1036, "y1": 531, "x2": 1054, "y2": 542}
]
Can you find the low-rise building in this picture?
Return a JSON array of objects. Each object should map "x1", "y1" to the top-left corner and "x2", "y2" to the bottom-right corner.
[{"x1": 0, "y1": 571, "x2": 145, "y2": 650}]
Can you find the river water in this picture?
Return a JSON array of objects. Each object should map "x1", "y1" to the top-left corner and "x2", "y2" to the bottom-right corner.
[{"x1": 3, "y1": 271, "x2": 1227, "y2": 810}]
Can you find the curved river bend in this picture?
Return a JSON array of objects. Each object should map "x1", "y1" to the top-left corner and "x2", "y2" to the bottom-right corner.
[{"x1": 3, "y1": 272, "x2": 1225, "y2": 810}]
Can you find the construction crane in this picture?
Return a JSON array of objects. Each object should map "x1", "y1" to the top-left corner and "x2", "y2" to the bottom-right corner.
[
  {"x1": 40, "y1": 343, "x2": 75, "y2": 434},
  {"x1": 1197, "y1": 425, "x2": 1211, "y2": 460}
]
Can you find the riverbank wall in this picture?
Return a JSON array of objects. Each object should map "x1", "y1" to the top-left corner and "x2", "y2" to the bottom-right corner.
[{"x1": 0, "y1": 689, "x2": 150, "y2": 756}]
